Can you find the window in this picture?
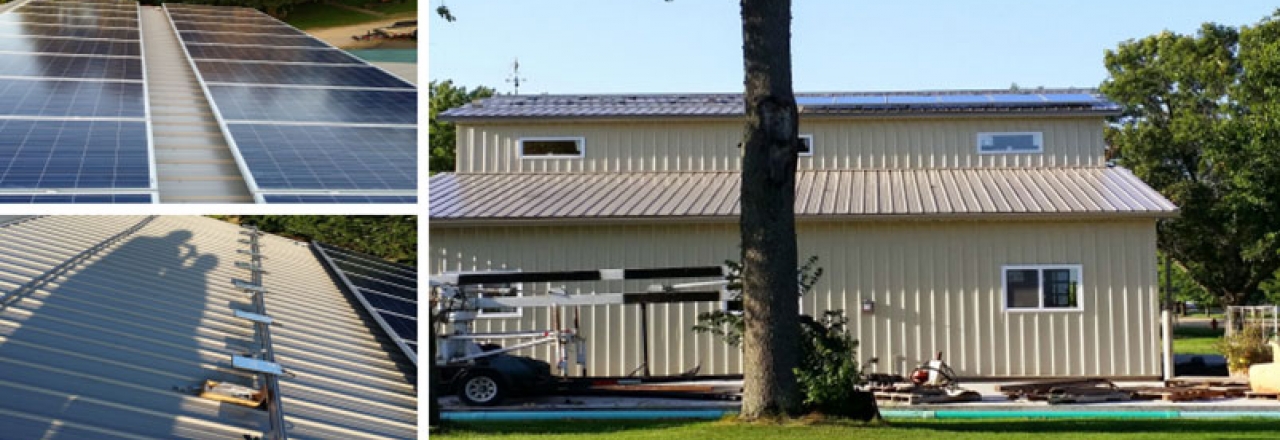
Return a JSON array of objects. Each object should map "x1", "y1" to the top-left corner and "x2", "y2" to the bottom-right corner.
[
  {"x1": 978, "y1": 132, "x2": 1043, "y2": 154},
  {"x1": 1003, "y1": 265, "x2": 1082, "y2": 311},
  {"x1": 460, "y1": 271, "x2": 523, "y2": 318},
  {"x1": 518, "y1": 137, "x2": 584, "y2": 158},
  {"x1": 799, "y1": 134, "x2": 814, "y2": 156}
]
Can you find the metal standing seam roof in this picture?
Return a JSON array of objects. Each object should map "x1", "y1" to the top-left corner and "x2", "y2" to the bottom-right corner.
[
  {"x1": 0, "y1": 216, "x2": 416, "y2": 439},
  {"x1": 438, "y1": 89, "x2": 1121, "y2": 120},
  {"x1": 428, "y1": 167, "x2": 1178, "y2": 222}
]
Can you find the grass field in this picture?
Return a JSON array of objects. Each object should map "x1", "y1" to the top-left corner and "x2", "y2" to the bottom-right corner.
[
  {"x1": 435, "y1": 419, "x2": 1280, "y2": 439},
  {"x1": 1173, "y1": 326, "x2": 1223, "y2": 355}
]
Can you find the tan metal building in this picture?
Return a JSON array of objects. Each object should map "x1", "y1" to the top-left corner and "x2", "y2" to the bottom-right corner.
[{"x1": 430, "y1": 90, "x2": 1178, "y2": 379}]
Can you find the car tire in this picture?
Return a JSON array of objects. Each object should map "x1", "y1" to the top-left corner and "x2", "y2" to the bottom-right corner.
[{"x1": 457, "y1": 370, "x2": 506, "y2": 406}]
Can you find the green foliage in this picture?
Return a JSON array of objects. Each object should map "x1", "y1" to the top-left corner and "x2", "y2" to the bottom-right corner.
[
  {"x1": 694, "y1": 256, "x2": 861, "y2": 416},
  {"x1": 1102, "y1": 12, "x2": 1280, "y2": 306},
  {"x1": 1215, "y1": 324, "x2": 1274, "y2": 374},
  {"x1": 212, "y1": 216, "x2": 416, "y2": 265},
  {"x1": 1159, "y1": 251, "x2": 1214, "y2": 312},
  {"x1": 430, "y1": 80, "x2": 496, "y2": 173},
  {"x1": 795, "y1": 311, "x2": 863, "y2": 416}
]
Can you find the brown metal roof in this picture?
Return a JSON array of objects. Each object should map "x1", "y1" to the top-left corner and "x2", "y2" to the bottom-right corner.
[{"x1": 429, "y1": 167, "x2": 1177, "y2": 222}]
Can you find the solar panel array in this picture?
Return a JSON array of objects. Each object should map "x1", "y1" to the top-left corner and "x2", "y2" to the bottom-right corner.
[
  {"x1": 165, "y1": 4, "x2": 416, "y2": 203},
  {"x1": 0, "y1": 0, "x2": 154, "y2": 203},
  {"x1": 795, "y1": 91, "x2": 1112, "y2": 108},
  {"x1": 313, "y1": 242, "x2": 418, "y2": 367}
]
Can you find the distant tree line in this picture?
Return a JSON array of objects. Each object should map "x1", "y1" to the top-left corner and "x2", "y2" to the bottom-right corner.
[{"x1": 211, "y1": 216, "x2": 416, "y2": 266}]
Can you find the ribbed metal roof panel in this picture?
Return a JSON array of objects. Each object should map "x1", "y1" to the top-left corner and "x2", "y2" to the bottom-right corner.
[
  {"x1": 429, "y1": 167, "x2": 1177, "y2": 221},
  {"x1": 0, "y1": 216, "x2": 416, "y2": 439}
]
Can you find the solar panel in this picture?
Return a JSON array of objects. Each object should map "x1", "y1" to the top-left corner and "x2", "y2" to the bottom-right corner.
[
  {"x1": 262, "y1": 195, "x2": 417, "y2": 204},
  {"x1": 209, "y1": 86, "x2": 415, "y2": 124},
  {"x1": 0, "y1": 13, "x2": 137, "y2": 27},
  {"x1": 197, "y1": 62, "x2": 412, "y2": 88},
  {"x1": 1041, "y1": 93, "x2": 1101, "y2": 103},
  {"x1": 832, "y1": 95, "x2": 888, "y2": 105},
  {"x1": 179, "y1": 31, "x2": 326, "y2": 47},
  {"x1": 886, "y1": 95, "x2": 940, "y2": 104},
  {"x1": 313, "y1": 242, "x2": 418, "y2": 366},
  {"x1": 0, "y1": 36, "x2": 140, "y2": 56},
  {"x1": 0, "y1": 194, "x2": 151, "y2": 203},
  {"x1": 185, "y1": 45, "x2": 360, "y2": 64},
  {"x1": 0, "y1": 23, "x2": 138, "y2": 40},
  {"x1": 13, "y1": 6, "x2": 138, "y2": 20},
  {"x1": 0, "y1": 120, "x2": 149, "y2": 189},
  {"x1": 0, "y1": 52, "x2": 142, "y2": 80},
  {"x1": 172, "y1": 21, "x2": 304, "y2": 37},
  {"x1": 0, "y1": 78, "x2": 145, "y2": 118},
  {"x1": 989, "y1": 94, "x2": 1047, "y2": 103},
  {"x1": 226, "y1": 124, "x2": 415, "y2": 190},
  {"x1": 169, "y1": 12, "x2": 288, "y2": 27}
]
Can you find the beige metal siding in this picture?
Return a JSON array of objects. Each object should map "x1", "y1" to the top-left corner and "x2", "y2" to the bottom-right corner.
[
  {"x1": 456, "y1": 117, "x2": 1105, "y2": 173},
  {"x1": 429, "y1": 219, "x2": 1159, "y2": 378}
]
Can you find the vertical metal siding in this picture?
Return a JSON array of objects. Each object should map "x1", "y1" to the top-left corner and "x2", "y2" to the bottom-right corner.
[
  {"x1": 430, "y1": 219, "x2": 1159, "y2": 378},
  {"x1": 456, "y1": 118, "x2": 1105, "y2": 174}
]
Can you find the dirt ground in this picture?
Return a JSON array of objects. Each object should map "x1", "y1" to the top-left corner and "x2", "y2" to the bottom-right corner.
[{"x1": 305, "y1": 18, "x2": 420, "y2": 50}]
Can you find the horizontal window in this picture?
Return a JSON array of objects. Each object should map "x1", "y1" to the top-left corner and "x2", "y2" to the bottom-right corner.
[
  {"x1": 1003, "y1": 265, "x2": 1082, "y2": 312},
  {"x1": 978, "y1": 132, "x2": 1043, "y2": 154},
  {"x1": 799, "y1": 134, "x2": 814, "y2": 156},
  {"x1": 519, "y1": 137, "x2": 584, "y2": 158}
]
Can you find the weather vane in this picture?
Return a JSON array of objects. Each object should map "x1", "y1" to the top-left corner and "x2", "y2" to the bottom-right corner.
[{"x1": 506, "y1": 58, "x2": 528, "y2": 95}]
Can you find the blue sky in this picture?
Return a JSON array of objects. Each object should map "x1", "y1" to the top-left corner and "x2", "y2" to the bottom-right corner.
[{"x1": 428, "y1": 1, "x2": 1276, "y2": 94}]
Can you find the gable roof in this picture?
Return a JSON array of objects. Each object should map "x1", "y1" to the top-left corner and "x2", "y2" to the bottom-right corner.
[
  {"x1": 429, "y1": 167, "x2": 1176, "y2": 223},
  {"x1": 438, "y1": 89, "x2": 1121, "y2": 121},
  {"x1": 0, "y1": 216, "x2": 416, "y2": 439}
]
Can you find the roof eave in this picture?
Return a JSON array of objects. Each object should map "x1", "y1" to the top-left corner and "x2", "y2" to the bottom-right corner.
[{"x1": 429, "y1": 210, "x2": 1178, "y2": 228}]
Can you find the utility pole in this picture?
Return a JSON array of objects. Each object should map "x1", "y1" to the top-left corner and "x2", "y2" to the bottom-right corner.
[{"x1": 506, "y1": 58, "x2": 527, "y2": 95}]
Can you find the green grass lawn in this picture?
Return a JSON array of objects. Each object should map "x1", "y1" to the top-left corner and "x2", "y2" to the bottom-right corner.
[
  {"x1": 1173, "y1": 326, "x2": 1223, "y2": 355},
  {"x1": 435, "y1": 419, "x2": 1280, "y2": 439}
]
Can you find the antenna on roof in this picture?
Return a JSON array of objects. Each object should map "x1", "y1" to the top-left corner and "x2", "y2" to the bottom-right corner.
[{"x1": 507, "y1": 58, "x2": 528, "y2": 95}]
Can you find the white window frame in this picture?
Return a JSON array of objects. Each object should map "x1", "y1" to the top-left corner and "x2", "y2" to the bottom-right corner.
[
  {"x1": 1001, "y1": 264, "x2": 1084, "y2": 313},
  {"x1": 977, "y1": 132, "x2": 1044, "y2": 155},
  {"x1": 459, "y1": 270, "x2": 524, "y2": 319},
  {"x1": 518, "y1": 136, "x2": 585, "y2": 159},
  {"x1": 798, "y1": 134, "x2": 814, "y2": 157}
]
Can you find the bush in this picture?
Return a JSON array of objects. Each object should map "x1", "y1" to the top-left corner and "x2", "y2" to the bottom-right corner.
[{"x1": 1216, "y1": 324, "x2": 1274, "y2": 375}]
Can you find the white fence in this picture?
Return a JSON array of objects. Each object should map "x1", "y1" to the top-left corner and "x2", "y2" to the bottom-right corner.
[{"x1": 1225, "y1": 305, "x2": 1280, "y2": 340}]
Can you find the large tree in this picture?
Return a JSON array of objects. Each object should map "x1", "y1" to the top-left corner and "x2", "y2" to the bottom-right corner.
[
  {"x1": 1102, "y1": 12, "x2": 1280, "y2": 306},
  {"x1": 738, "y1": 0, "x2": 803, "y2": 419},
  {"x1": 430, "y1": 80, "x2": 496, "y2": 174}
]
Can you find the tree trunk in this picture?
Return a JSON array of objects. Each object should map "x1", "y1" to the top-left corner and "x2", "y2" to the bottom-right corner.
[{"x1": 738, "y1": 0, "x2": 803, "y2": 420}]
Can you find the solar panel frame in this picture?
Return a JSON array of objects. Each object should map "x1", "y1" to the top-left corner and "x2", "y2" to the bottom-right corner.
[
  {"x1": 208, "y1": 86, "x2": 416, "y2": 124},
  {"x1": 171, "y1": 21, "x2": 305, "y2": 37},
  {"x1": 178, "y1": 31, "x2": 327, "y2": 48},
  {"x1": 223, "y1": 123, "x2": 416, "y2": 191},
  {"x1": 261, "y1": 194, "x2": 417, "y2": 204},
  {"x1": 0, "y1": 22, "x2": 138, "y2": 40},
  {"x1": 197, "y1": 61, "x2": 414, "y2": 88},
  {"x1": 0, "y1": 119, "x2": 151, "y2": 189},
  {"x1": 0, "y1": 52, "x2": 142, "y2": 80},
  {"x1": 184, "y1": 45, "x2": 361, "y2": 64},
  {"x1": 0, "y1": 78, "x2": 145, "y2": 118},
  {"x1": 313, "y1": 242, "x2": 418, "y2": 366},
  {"x1": 14, "y1": 6, "x2": 139, "y2": 20},
  {"x1": 0, "y1": 12, "x2": 138, "y2": 27},
  {"x1": 0, "y1": 193, "x2": 152, "y2": 203}
]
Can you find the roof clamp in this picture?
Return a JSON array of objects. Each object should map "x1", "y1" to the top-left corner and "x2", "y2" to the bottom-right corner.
[
  {"x1": 237, "y1": 249, "x2": 263, "y2": 258},
  {"x1": 232, "y1": 355, "x2": 284, "y2": 376},
  {"x1": 234, "y1": 309, "x2": 274, "y2": 325},
  {"x1": 234, "y1": 279, "x2": 267, "y2": 295},
  {"x1": 235, "y1": 261, "x2": 265, "y2": 273}
]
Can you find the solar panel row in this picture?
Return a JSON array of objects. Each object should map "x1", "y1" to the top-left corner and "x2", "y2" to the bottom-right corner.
[
  {"x1": 313, "y1": 242, "x2": 418, "y2": 364},
  {"x1": 0, "y1": 0, "x2": 153, "y2": 203},
  {"x1": 167, "y1": 3, "x2": 415, "y2": 203},
  {"x1": 795, "y1": 92, "x2": 1106, "y2": 107}
]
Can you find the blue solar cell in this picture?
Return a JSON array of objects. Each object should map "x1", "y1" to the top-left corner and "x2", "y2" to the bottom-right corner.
[
  {"x1": 169, "y1": 10, "x2": 283, "y2": 23},
  {"x1": 0, "y1": 22, "x2": 138, "y2": 39},
  {"x1": 263, "y1": 195, "x2": 417, "y2": 203},
  {"x1": 937, "y1": 94, "x2": 994, "y2": 104},
  {"x1": 0, "y1": 120, "x2": 149, "y2": 189},
  {"x1": 1041, "y1": 93, "x2": 1101, "y2": 103},
  {"x1": 795, "y1": 96, "x2": 833, "y2": 105},
  {"x1": 886, "y1": 95, "x2": 939, "y2": 104},
  {"x1": 379, "y1": 312, "x2": 417, "y2": 344},
  {"x1": 16, "y1": 6, "x2": 138, "y2": 19},
  {"x1": 226, "y1": 124, "x2": 415, "y2": 191},
  {"x1": 210, "y1": 87, "x2": 416, "y2": 124},
  {"x1": 321, "y1": 243, "x2": 417, "y2": 278},
  {"x1": 0, "y1": 35, "x2": 140, "y2": 56},
  {"x1": 989, "y1": 94, "x2": 1047, "y2": 103},
  {"x1": 0, "y1": 53, "x2": 142, "y2": 80},
  {"x1": 184, "y1": 45, "x2": 359, "y2": 64},
  {"x1": 0, "y1": 194, "x2": 151, "y2": 203},
  {"x1": 180, "y1": 31, "x2": 326, "y2": 47},
  {"x1": 831, "y1": 95, "x2": 887, "y2": 105},
  {"x1": 0, "y1": 13, "x2": 137, "y2": 28},
  {"x1": 197, "y1": 62, "x2": 411, "y2": 88},
  {"x1": 0, "y1": 79, "x2": 144, "y2": 118},
  {"x1": 173, "y1": 21, "x2": 303, "y2": 36}
]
